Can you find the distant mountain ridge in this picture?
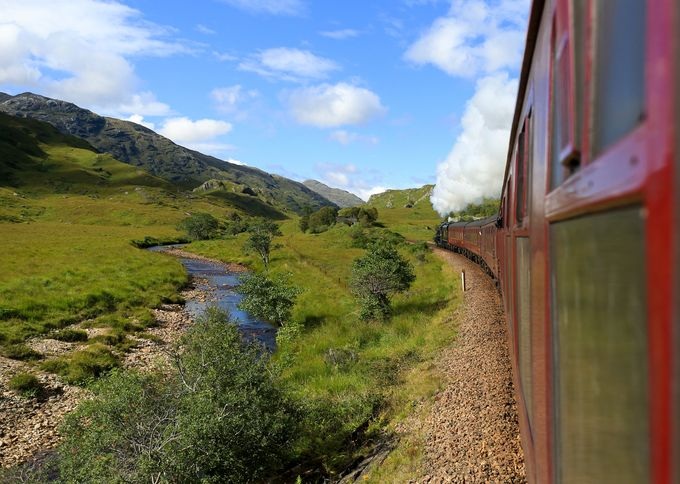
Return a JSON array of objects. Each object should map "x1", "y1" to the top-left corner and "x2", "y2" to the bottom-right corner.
[
  {"x1": 302, "y1": 180, "x2": 364, "y2": 208},
  {"x1": 0, "y1": 92, "x2": 335, "y2": 215}
]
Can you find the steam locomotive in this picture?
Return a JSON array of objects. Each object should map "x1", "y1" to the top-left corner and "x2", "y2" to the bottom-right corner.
[{"x1": 435, "y1": 1, "x2": 678, "y2": 482}]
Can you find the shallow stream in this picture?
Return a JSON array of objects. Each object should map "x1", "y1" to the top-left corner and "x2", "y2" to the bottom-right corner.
[{"x1": 148, "y1": 246, "x2": 277, "y2": 350}]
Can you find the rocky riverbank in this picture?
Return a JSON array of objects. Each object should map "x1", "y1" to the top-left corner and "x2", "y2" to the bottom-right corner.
[{"x1": 0, "y1": 264, "x2": 215, "y2": 468}]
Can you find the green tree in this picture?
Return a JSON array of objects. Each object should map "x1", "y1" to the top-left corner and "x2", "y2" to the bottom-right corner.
[
  {"x1": 350, "y1": 240, "x2": 415, "y2": 321},
  {"x1": 178, "y1": 212, "x2": 219, "y2": 240},
  {"x1": 237, "y1": 273, "x2": 301, "y2": 326},
  {"x1": 338, "y1": 207, "x2": 378, "y2": 227},
  {"x1": 306, "y1": 206, "x2": 338, "y2": 233},
  {"x1": 243, "y1": 218, "x2": 282, "y2": 269}
]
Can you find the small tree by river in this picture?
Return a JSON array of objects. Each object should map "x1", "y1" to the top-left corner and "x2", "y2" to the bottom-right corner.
[
  {"x1": 350, "y1": 240, "x2": 415, "y2": 321},
  {"x1": 242, "y1": 218, "x2": 282, "y2": 270},
  {"x1": 237, "y1": 273, "x2": 300, "y2": 326}
]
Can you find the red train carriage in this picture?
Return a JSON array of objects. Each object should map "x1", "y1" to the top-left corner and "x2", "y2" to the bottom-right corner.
[{"x1": 436, "y1": 0, "x2": 678, "y2": 482}]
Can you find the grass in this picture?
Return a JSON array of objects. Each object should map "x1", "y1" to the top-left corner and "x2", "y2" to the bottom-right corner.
[
  {"x1": 183, "y1": 211, "x2": 460, "y2": 475},
  {"x1": 40, "y1": 343, "x2": 119, "y2": 385},
  {"x1": 0, "y1": 222, "x2": 188, "y2": 345},
  {"x1": 1, "y1": 343, "x2": 42, "y2": 361},
  {"x1": 51, "y1": 328, "x2": 88, "y2": 342},
  {"x1": 8, "y1": 372, "x2": 43, "y2": 397}
]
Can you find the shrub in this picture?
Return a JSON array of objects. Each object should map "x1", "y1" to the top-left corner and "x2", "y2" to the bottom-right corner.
[
  {"x1": 178, "y1": 212, "x2": 219, "y2": 240},
  {"x1": 299, "y1": 214, "x2": 309, "y2": 232},
  {"x1": 1, "y1": 344, "x2": 42, "y2": 361},
  {"x1": 169, "y1": 307, "x2": 299, "y2": 481},
  {"x1": 57, "y1": 307, "x2": 299, "y2": 483},
  {"x1": 237, "y1": 273, "x2": 301, "y2": 326},
  {"x1": 52, "y1": 328, "x2": 88, "y2": 342},
  {"x1": 408, "y1": 241, "x2": 430, "y2": 264},
  {"x1": 130, "y1": 235, "x2": 189, "y2": 249},
  {"x1": 8, "y1": 372, "x2": 42, "y2": 397},
  {"x1": 58, "y1": 369, "x2": 180, "y2": 483},
  {"x1": 338, "y1": 207, "x2": 379, "y2": 227},
  {"x1": 350, "y1": 240, "x2": 416, "y2": 321}
]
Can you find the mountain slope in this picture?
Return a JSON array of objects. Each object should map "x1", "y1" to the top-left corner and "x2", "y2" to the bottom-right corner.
[
  {"x1": 367, "y1": 185, "x2": 435, "y2": 210},
  {"x1": 302, "y1": 180, "x2": 364, "y2": 208},
  {"x1": 0, "y1": 112, "x2": 286, "y2": 223},
  {"x1": 0, "y1": 92, "x2": 334, "y2": 214}
]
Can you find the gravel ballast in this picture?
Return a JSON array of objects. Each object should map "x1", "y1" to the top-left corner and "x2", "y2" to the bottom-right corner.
[{"x1": 420, "y1": 248, "x2": 526, "y2": 483}]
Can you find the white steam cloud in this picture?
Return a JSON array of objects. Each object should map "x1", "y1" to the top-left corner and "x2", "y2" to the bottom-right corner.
[{"x1": 430, "y1": 72, "x2": 517, "y2": 215}]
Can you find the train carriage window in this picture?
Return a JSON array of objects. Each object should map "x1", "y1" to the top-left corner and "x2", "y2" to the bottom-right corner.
[
  {"x1": 592, "y1": 0, "x2": 646, "y2": 155},
  {"x1": 516, "y1": 237, "x2": 532, "y2": 430},
  {"x1": 551, "y1": 207, "x2": 649, "y2": 483},
  {"x1": 516, "y1": 112, "x2": 532, "y2": 226},
  {"x1": 550, "y1": 1, "x2": 579, "y2": 189}
]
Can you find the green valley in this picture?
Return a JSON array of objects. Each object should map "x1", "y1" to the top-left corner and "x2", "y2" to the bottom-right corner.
[{"x1": 0, "y1": 106, "x2": 460, "y2": 481}]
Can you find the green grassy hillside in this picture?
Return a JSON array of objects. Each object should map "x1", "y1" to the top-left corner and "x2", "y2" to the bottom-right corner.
[
  {"x1": 0, "y1": 113, "x2": 288, "y2": 350},
  {"x1": 366, "y1": 185, "x2": 441, "y2": 242},
  {"x1": 0, "y1": 93, "x2": 335, "y2": 214}
]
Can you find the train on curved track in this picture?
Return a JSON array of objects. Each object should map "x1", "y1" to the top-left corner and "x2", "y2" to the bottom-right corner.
[{"x1": 435, "y1": 1, "x2": 678, "y2": 482}]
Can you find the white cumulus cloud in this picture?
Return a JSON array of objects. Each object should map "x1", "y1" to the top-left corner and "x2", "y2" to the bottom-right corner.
[
  {"x1": 219, "y1": 0, "x2": 304, "y2": 15},
  {"x1": 211, "y1": 85, "x2": 259, "y2": 113},
  {"x1": 239, "y1": 47, "x2": 339, "y2": 82},
  {"x1": 405, "y1": 0, "x2": 528, "y2": 78},
  {"x1": 286, "y1": 82, "x2": 386, "y2": 128},
  {"x1": 126, "y1": 114, "x2": 155, "y2": 130},
  {"x1": 0, "y1": 0, "x2": 187, "y2": 112},
  {"x1": 329, "y1": 130, "x2": 379, "y2": 145},
  {"x1": 319, "y1": 29, "x2": 360, "y2": 40},
  {"x1": 159, "y1": 117, "x2": 233, "y2": 143},
  {"x1": 430, "y1": 72, "x2": 518, "y2": 215}
]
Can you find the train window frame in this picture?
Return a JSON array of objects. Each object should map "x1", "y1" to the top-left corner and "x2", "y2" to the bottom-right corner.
[
  {"x1": 590, "y1": 0, "x2": 647, "y2": 158},
  {"x1": 548, "y1": 0, "x2": 580, "y2": 193},
  {"x1": 515, "y1": 110, "x2": 533, "y2": 228}
]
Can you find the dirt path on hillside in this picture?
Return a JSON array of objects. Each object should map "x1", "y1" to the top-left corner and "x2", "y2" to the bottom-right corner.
[{"x1": 419, "y1": 249, "x2": 525, "y2": 483}]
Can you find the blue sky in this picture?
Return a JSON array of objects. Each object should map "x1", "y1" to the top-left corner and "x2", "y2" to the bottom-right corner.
[{"x1": 0, "y1": 0, "x2": 529, "y2": 205}]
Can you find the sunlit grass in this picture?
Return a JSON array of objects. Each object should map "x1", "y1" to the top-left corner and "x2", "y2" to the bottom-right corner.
[{"x1": 0, "y1": 222, "x2": 187, "y2": 345}]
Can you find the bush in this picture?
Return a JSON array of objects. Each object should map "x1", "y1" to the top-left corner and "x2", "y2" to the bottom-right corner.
[
  {"x1": 178, "y1": 212, "x2": 219, "y2": 241},
  {"x1": 57, "y1": 307, "x2": 299, "y2": 483},
  {"x1": 350, "y1": 240, "x2": 415, "y2": 321},
  {"x1": 338, "y1": 207, "x2": 379, "y2": 227},
  {"x1": 130, "y1": 235, "x2": 189, "y2": 249},
  {"x1": 307, "y1": 206, "x2": 338, "y2": 233},
  {"x1": 58, "y1": 369, "x2": 180, "y2": 483},
  {"x1": 237, "y1": 273, "x2": 301, "y2": 326},
  {"x1": 1, "y1": 344, "x2": 42, "y2": 361},
  {"x1": 408, "y1": 241, "x2": 430, "y2": 264},
  {"x1": 52, "y1": 328, "x2": 88, "y2": 342},
  {"x1": 8, "y1": 372, "x2": 42, "y2": 397}
]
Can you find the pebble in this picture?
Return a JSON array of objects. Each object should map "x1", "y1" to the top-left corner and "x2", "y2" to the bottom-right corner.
[{"x1": 416, "y1": 249, "x2": 526, "y2": 483}]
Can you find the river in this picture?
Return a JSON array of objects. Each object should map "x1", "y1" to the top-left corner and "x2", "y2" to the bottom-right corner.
[{"x1": 148, "y1": 246, "x2": 277, "y2": 350}]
